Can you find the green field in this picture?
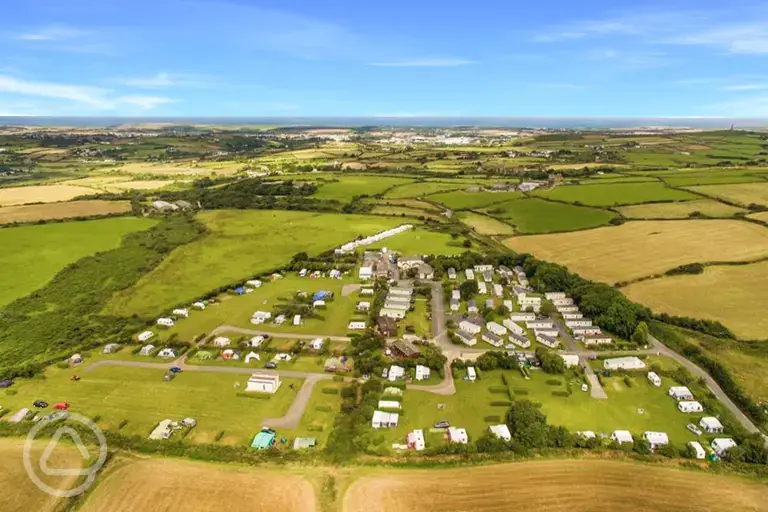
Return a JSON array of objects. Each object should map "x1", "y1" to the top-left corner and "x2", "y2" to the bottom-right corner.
[
  {"x1": 312, "y1": 176, "x2": 416, "y2": 201},
  {"x1": 384, "y1": 181, "x2": 463, "y2": 199},
  {"x1": 105, "y1": 210, "x2": 404, "y2": 317},
  {"x1": 0, "y1": 217, "x2": 156, "y2": 308},
  {"x1": 457, "y1": 212, "x2": 516, "y2": 235},
  {"x1": 427, "y1": 190, "x2": 522, "y2": 210},
  {"x1": 685, "y1": 182, "x2": 768, "y2": 207},
  {"x1": 617, "y1": 199, "x2": 746, "y2": 219},
  {"x1": 534, "y1": 182, "x2": 696, "y2": 207},
  {"x1": 482, "y1": 198, "x2": 616, "y2": 233},
  {"x1": 367, "y1": 227, "x2": 470, "y2": 256}
]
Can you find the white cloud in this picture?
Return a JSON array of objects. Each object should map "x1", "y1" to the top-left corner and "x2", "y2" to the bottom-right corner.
[
  {"x1": 368, "y1": 58, "x2": 475, "y2": 67},
  {"x1": 722, "y1": 84, "x2": 768, "y2": 91},
  {"x1": 117, "y1": 72, "x2": 212, "y2": 89},
  {"x1": 0, "y1": 74, "x2": 173, "y2": 111},
  {"x1": 15, "y1": 24, "x2": 86, "y2": 42}
]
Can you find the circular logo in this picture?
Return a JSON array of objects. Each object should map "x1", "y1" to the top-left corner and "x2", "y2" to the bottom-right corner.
[{"x1": 23, "y1": 412, "x2": 108, "y2": 498}]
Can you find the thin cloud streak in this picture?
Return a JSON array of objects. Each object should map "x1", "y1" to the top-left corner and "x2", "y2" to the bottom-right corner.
[{"x1": 369, "y1": 59, "x2": 475, "y2": 67}]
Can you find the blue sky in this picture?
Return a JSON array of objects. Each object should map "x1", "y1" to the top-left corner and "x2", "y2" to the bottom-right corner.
[{"x1": 1, "y1": 0, "x2": 767, "y2": 117}]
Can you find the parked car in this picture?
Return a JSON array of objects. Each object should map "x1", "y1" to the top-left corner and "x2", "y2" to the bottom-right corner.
[
  {"x1": 381, "y1": 368, "x2": 388, "y2": 379},
  {"x1": 264, "y1": 362, "x2": 277, "y2": 369},
  {"x1": 434, "y1": 420, "x2": 450, "y2": 429},
  {"x1": 169, "y1": 367, "x2": 183, "y2": 373},
  {"x1": 686, "y1": 423, "x2": 703, "y2": 436},
  {"x1": 53, "y1": 402, "x2": 69, "y2": 410},
  {"x1": 33, "y1": 400, "x2": 48, "y2": 408}
]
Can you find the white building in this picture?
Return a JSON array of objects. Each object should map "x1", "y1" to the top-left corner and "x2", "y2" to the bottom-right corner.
[
  {"x1": 557, "y1": 305, "x2": 579, "y2": 313},
  {"x1": 603, "y1": 356, "x2": 646, "y2": 371},
  {"x1": 380, "y1": 308, "x2": 406, "y2": 319},
  {"x1": 561, "y1": 354, "x2": 580, "y2": 368},
  {"x1": 456, "y1": 330, "x2": 477, "y2": 346},
  {"x1": 678, "y1": 401, "x2": 704, "y2": 413},
  {"x1": 313, "y1": 300, "x2": 326, "y2": 308},
  {"x1": 415, "y1": 365, "x2": 431, "y2": 381},
  {"x1": 137, "y1": 331, "x2": 154, "y2": 342},
  {"x1": 360, "y1": 288, "x2": 374, "y2": 296},
  {"x1": 545, "y1": 292, "x2": 566, "y2": 300},
  {"x1": 407, "y1": 429, "x2": 425, "y2": 451},
  {"x1": 451, "y1": 289, "x2": 461, "y2": 300},
  {"x1": 526, "y1": 318, "x2": 554, "y2": 329},
  {"x1": 647, "y1": 371, "x2": 662, "y2": 387},
  {"x1": 503, "y1": 300, "x2": 513, "y2": 311},
  {"x1": 359, "y1": 265, "x2": 373, "y2": 280},
  {"x1": 566, "y1": 319, "x2": 593, "y2": 328},
  {"x1": 293, "y1": 314, "x2": 302, "y2": 326},
  {"x1": 486, "y1": 322, "x2": 508, "y2": 336},
  {"x1": 552, "y1": 297, "x2": 574, "y2": 306},
  {"x1": 246, "y1": 373, "x2": 281, "y2": 393},
  {"x1": 711, "y1": 438, "x2": 737, "y2": 456},
  {"x1": 572, "y1": 326, "x2": 604, "y2": 337},
  {"x1": 700, "y1": 416, "x2": 724, "y2": 434},
  {"x1": 562, "y1": 312, "x2": 584, "y2": 320},
  {"x1": 388, "y1": 365, "x2": 406, "y2": 382},
  {"x1": 669, "y1": 386, "x2": 694, "y2": 401},
  {"x1": 378, "y1": 400, "x2": 401, "y2": 410},
  {"x1": 474, "y1": 264, "x2": 493, "y2": 272},
  {"x1": 467, "y1": 366, "x2": 477, "y2": 381},
  {"x1": 507, "y1": 332, "x2": 531, "y2": 349},
  {"x1": 611, "y1": 430, "x2": 634, "y2": 444},
  {"x1": 372, "y1": 410, "x2": 399, "y2": 428},
  {"x1": 448, "y1": 427, "x2": 469, "y2": 444},
  {"x1": 493, "y1": 284, "x2": 504, "y2": 297},
  {"x1": 489, "y1": 424, "x2": 512, "y2": 441},
  {"x1": 536, "y1": 332, "x2": 559, "y2": 348},
  {"x1": 447, "y1": 268, "x2": 457, "y2": 280},
  {"x1": 583, "y1": 334, "x2": 613, "y2": 346},
  {"x1": 643, "y1": 431, "x2": 669, "y2": 450},
  {"x1": 450, "y1": 299, "x2": 460, "y2": 312},
  {"x1": 336, "y1": 225, "x2": 413, "y2": 254},
  {"x1": 348, "y1": 321, "x2": 366, "y2": 330},
  {"x1": 509, "y1": 312, "x2": 536, "y2": 322},
  {"x1": 156, "y1": 317, "x2": 175, "y2": 327},
  {"x1": 459, "y1": 320, "x2": 483, "y2": 335},
  {"x1": 465, "y1": 269, "x2": 475, "y2": 280},
  {"x1": 172, "y1": 308, "x2": 189, "y2": 318},
  {"x1": 577, "y1": 431, "x2": 596, "y2": 439},
  {"x1": 688, "y1": 441, "x2": 707, "y2": 459},
  {"x1": 503, "y1": 318, "x2": 525, "y2": 335},
  {"x1": 478, "y1": 281, "x2": 488, "y2": 295},
  {"x1": 482, "y1": 331, "x2": 504, "y2": 347}
]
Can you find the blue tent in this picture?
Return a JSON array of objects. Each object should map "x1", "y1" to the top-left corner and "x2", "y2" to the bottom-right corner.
[
  {"x1": 235, "y1": 287, "x2": 246, "y2": 295},
  {"x1": 313, "y1": 290, "x2": 330, "y2": 301}
]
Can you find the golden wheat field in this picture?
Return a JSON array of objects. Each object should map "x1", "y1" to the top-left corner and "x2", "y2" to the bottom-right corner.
[
  {"x1": 686, "y1": 182, "x2": 768, "y2": 207},
  {"x1": 617, "y1": 199, "x2": 746, "y2": 219},
  {"x1": 343, "y1": 460, "x2": 768, "y2": 512},
  {"x1": 0, "y1": 200, "x2": 131, "y2": 224},
  {"x1": 505, "y1": 220, "x2": 768, "y2": 283},
  {"x1": 81, "y1": 457, "x2": 316, "y2": 512},
  {"x1": 0, "y1": 185, "x2": 95, "y2": 206},
  {"x1": 748, "y1": 211, "x2": 768, "y2": 223},
  {"x1": 0, "y1": 439, "x2": 83, "y2": 512},
  {"x1": 624, "y1": 261, "x2": 768, "y2": 339}
]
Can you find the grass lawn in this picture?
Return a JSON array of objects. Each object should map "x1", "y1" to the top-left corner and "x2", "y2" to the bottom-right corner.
[
  {"x1": 623, "y1": 261, "x2": 768, "y2": 340},
  {"x1": 534, "y1": 182, "x2": 696, "y2": 206},
  {"x1": 1, "y1": 363, "x2": 303, "y2": 446},
  {"x1": 427, "y1": 190, "x2": 522, "y2": 210},
  {"x1": 505, "y1": 219, "x2": 768, "y2": 284},
  {"x1": 398, "y1": 298, "x2": 432, "y2": 338},
  {"x1": 685, "y1": 182, "x2": 768, "y2": 207},
  {"x1": 0, "y1": 217, "x2": 156, "y2": 308},
  {"x1": 367, "y1": 227, "x2": 471, "y2": 256},
  {"x1": 457, "y1": 212, "x2": 516, "y2": 235},
  {"x1": 617, "y1": 199, "x2": 745, "y2": 219},
  {"x1": 482, "y1": 198, "x2": 616, "y2": 234},
  {"x1": 105, "y1": 210, "x2": 404, "y2": 318},
  {"x1": 384, "y1": 181, "x2": 464, "y2": 199},
  {"x1": 157, "y1": 274, "x2": 364, "y2": 341},
  {"x1": 312, "y1": 176, "x2": 416, "y2": 201}
]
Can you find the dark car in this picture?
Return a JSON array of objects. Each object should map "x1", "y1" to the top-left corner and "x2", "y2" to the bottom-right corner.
[
  {"x1": 33, "y1": 400, "x2": 48, "y2": 408},
  {"x1": 434, "y1": 420, "x2": 450, "y2": 429},
  {"x1": 264, "y1": 362, "x2": 277, "y2": 369},
  {"x1": 169, "y1": 367, "x2": 183, "y2": 373}
]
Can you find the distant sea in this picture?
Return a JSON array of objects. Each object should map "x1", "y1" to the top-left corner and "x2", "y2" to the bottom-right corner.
[{"x1": 1, "y1": 116, "x2": 768, "y2": 129}]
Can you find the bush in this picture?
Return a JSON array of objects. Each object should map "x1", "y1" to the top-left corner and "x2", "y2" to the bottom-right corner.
[
  {"x1": 490, "y1": 400, "x2": 513, "y2": 406},
  {"x1": 236, "y1": 392, "x2": 272, "y2": 400},
  {"x1": 5, "y1": 389, "x2": 18, "y2": 396},
  {"x1": 484, "y1": 415, "x2": 502, "y2": 422},
  {"x1": 545, "y1": 379, "x2": 562, "y2": 386},
  {"x1": 512, "y1": 388, "x2": 529, "y2": 396},
  {"x1": 322, "y1": 388, "x2": 340, "y2": 395},
  {"x1": 214, "y1": 431, "x2": 225, "y2": 442},
  {"x1": 551, "y1": 391, "x2": 569, "y2": 397},
  {"x1": 623, "y1": 376, "x2": 633, "y2": 388},
  {"x1": 488, "y1": 386, "x2": 508, "y2": 394},
  {"x1": 315, "y1": 405, "x2": 332, "y2": 412},
  {"x1": 306, "y1": 425, "x2": 324, "y2": 432},
  {"x1": 118, "y1": 420, "x2": 129, "y2": 430}
]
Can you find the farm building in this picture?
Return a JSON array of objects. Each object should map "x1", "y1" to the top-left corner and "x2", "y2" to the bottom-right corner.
[
  {"x1": 603, "y1": 357, "x2": 646, "y2": 371},
  {"x1": 415, "y1": 365, "x2": 431, "y2": 381},
  {"x1": 647, "y1": 372, "x2": 662, "y2": 387},
  {"x1": 688, "y1": 441, "x2": 707, "y2": 459},
  {"x1": 535, "y1": 332, "x2": 559, "y2": 348},
  {"x1": 348, "y1": 321, "x2": 367, "y2": 330},
  {"x1": 388, "y1": 365, "x2": 406, "y2": 382},
  {"x1": 392, "y1": 340, "x2": 421, "y2": 359},
  {"x1": 482, "y1": 331, "x2": 504, "y2": 347},
  {"x1": 459, "y1": 320, "x2": 483, "y2": 335},
  {"x1": 157, "y1": 317, "x2": 175, "y2": 327},
  {"x1": 467, "y1": 366, "x2": 477, "y2": 382},
  {"x1": 611, "y1": 430, "x2": 633, "y2": 444},
  {"x1": 213, "y1": 337, "x2": 231, "y2": 348},
  {"x1": 503, "y1": 318, "x2": 525, "y2": 335},
  {"x1": 487, "y1": 322, "x2": 507, "y2": 336},
  {"x1": 700, "y1": 417, "x2": 724, "y2": 434},
  {"x1": 251, "y1": 428, "x2": 276, "y2": 450},
  {"x1": 455, "y1": 329, "x2": 477, "y2": 346},
  {"x1": 561, "y1": 354, "x2": 580, "y2": 368},
  {"x1": 246, "y1": 373, "x2": 281, "y2": 393},
  {"x1": 137, "y1": 331, "x2": 154, "y2": 342},
  {"x1": 372, "y1": 410, "x2": 399, "y2": 428},
  {"x1": 407, "y1": 429, "x2": 425, "y2": 451},
  {"x1": 447, "y1": 427, "x2": 469, "y2": 444},
  {"x1": 158, "y1": 348, "x2": 176, "y2": 358},
  {"x1": 507, "y1": 332, "x2": 531, "y2": 348},
  {"x1": 643, "y1": 431, "x2": 669, "y2": 450},
  {"x1": 139, "y1": 344, "x2": 155, "y2": 356},
  {"x1": 293, "y1": 437, "x2": 317, "y2": 450},
  {"x1": 489, "y1": 424, "x2": 511, "y2": 442},
  {"x1": 669, "y1": 386, "x2": 694, "y2": 401},
  {"x1": 712, "y1": 438, "x2": 737, "y2": 456},
  {"x1": 678, "y1": 401, "x2": 704, "y2": 413}
]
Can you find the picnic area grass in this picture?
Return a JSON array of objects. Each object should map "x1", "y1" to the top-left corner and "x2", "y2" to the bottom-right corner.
[
  {"x1": 104, "y1": 210, "x2": 404, "y2": 318},
  {"x1": 427, "y1": 190, "x2": 522, "y2": 210},
  {"x1": 457, "y1": 212, "x2": 516, "y2": 235},
  {"x1": 623, "y1": 261, "x2": 768, "y2": 340},
  {"x1": 1, "y1": 363, "x2": 303, "y2": 446},
  {"x1": 482, "y1": 197, "x2": 616, "y2": 233},
  {"x1": 505, "y1": 220, "x2": 768, "y2": 284},
  {"x1": 685, "y1": 182, "x2": 768, "y2": 207},
  {"x1": 616, "y1": 199, "x2": 746, "y2": 219},
  {"x1": 533, "y1": 182, "x2": 696, "y2": 206},
  {"x1": 0, "y1": 217, "x2": 156, "y2": 308},
  {"x1": 312, "y1": 175, "x2": 416, "y2": 201}
]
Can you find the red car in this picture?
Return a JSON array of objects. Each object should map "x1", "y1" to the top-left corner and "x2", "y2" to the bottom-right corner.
[{"x1": 53, "y1": 402, "x2": 69, "y2": 410}]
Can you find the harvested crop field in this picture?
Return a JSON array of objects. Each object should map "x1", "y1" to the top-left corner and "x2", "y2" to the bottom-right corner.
[
  {"x1": 0, "y1": 200, "x2": 131, "y2": 224},
  {"x1": 534, "y1": 182, "x2": 695, "y2": 206},
  {"x1": 686, "y1": 182, "x2": 768, "y2": 207},
  {"x1": 0, "y1": 185, "x2": 95, "y2": 206},
  {"x1": 624, "y1": 261, "x2": 768, "y2": 339},
  {"x1": 82, "y1": 457, "x2": 315, "y2": 512},
  {"x1": 458, "y1": 212, "x2": 515, "y2": 235},
  {"x1": 343, "y1": 460, "x2": 768, "y2": 512},
  {"x1": 749, "y1": 211, "x2": 768, "y2": 223},
  {"x1": 617, "y1": 199, "x2": 745, "y2": 219},
  {"x1": 505, "y1": 220, "x2": 768, "y2": 284},
  {"x1": 0, "y1": 439, "x2": 83, "y2": 512}
]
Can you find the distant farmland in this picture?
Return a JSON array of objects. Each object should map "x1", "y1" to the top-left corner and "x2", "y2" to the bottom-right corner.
[
  {"x1": 617, "y1": 199, "x2": 745, "y2": 219},
  {"x1": 534, "y1": 182, "x2": 696, "y2": 206},
  {"x1": 0, "y1": 200, "x2": 131, "y2": 224},
  {"x1": 428, "y1": 190, "x2": 521, "y2": 210},
  {"x1": 686, "y1": 182, "x2": 768, "y2": 207},
  {"x1": 0, "y1": 185, "x2": 95, "y2": 206},
  {"x1": 484, "y1": 198, "x2": 616, "y2": 233}
]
